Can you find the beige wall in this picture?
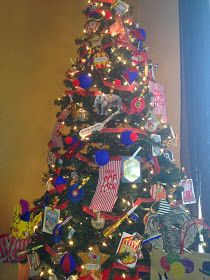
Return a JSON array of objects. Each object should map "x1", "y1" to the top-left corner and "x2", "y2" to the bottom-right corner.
[
  {"x1": 0, "y1": 0, "x2": 86, "y2": 233},
  {"x1": 136, "y1": 0, "x2": 181, "y2": 164},
  {"x1": 0, "y1": 1, "x2": 180, "y2": 233}
]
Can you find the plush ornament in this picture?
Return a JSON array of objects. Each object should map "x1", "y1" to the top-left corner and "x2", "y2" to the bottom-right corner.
[
  {"x1": 78, "y1": 245, "x2": 109, "y2": 278},
  {"x1": 65, "y1": 136, "x2": 73, "y2": 145},
  {"x1": 130, "y1": 132, "x2": 138, "y2": 142},
  {"x1": 121, "y1": 130, "x2": 137, "y2": 146},
  {"x1": 94, "y1": 149, "x2": 110, "y2": 166},
  {"x1": 93, "y1": 51, "x2": 109, "y2": 68},
  {"x1": 60, "y1": 253, "x2": 76, "y2": 276},
  {"x1": 78, "y1": 73, "x2": 93, "y2": 89},
  {"x1": 114, "y1": 79, "x2": 122, "y2": 87},
  {"x1": 11, "y1": 200, "x2": 42, "y2": 239},
  {"x1": 122, "y1": 68, "x2": 138, "y2": 84},
  {"x1": 72, "y1": 79, "x2": 80, "y2": 87}
]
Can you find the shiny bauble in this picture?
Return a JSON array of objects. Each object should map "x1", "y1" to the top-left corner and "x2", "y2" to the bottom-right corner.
[
  {"x1": 50, "y1": 242, "x2": 67, "y2": 265},
  {"x1": 75, "y1": 108, "x2": 89, "y2": 122}
]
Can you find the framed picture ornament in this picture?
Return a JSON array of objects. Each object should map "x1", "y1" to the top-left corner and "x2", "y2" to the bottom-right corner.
[{"x1": 42, "y1": 207, "x2": 60, "y2": 234}]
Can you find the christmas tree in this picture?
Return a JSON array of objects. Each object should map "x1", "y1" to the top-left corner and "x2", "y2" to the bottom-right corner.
[{"x1": 7, "y1": 1, "x2": 206, "y2": 279}]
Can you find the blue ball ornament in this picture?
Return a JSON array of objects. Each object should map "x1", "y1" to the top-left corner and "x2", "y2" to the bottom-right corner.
[
  {"x1": 121, "y1": 130, "x2": 134, "y2": 146},
  {"x1": 78, "y1": 73, "x2": 93, "y2": 89},
  {"x1": 60, "y1": 253, "x2": 76, "y2": 276},
  {"x1": 94, "y1": 149, "x2": 110, "y2": 166}
]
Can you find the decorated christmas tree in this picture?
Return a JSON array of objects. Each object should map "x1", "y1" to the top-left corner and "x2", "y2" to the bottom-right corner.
[{"x1": 3, "y1": 1, "x2": 210, "y2": 280}]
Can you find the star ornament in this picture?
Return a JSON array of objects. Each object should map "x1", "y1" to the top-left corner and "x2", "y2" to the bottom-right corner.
[{"x1": 78, "y1": 245, "x2": 109, "y2": 278}]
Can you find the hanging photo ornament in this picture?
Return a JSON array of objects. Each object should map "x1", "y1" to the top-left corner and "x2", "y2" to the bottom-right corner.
[
  {"x1": 27, "y1": 251, "x2": 40, "y2": 270},
  {"x1": 181, "y1": 179, "x2": 196, "y2": 205},
  {"x1": 150, "y1": 184, "x2": 166, "y2": 201},
  {"x1": 93, "y1": 51, "x2": 109, "y2": 68},
  {"x1": 116, "y1": 232, "x2": 141, "y2": 268},
  {"x1": 85, "y1": 19, "x2": 100, "y2": 34},
  {"x1": 42, "y1": 207, "x2": 60, "y2": 234},
  {"x1": 114, "y1": 0, "x2": 129, "y2": 15}
]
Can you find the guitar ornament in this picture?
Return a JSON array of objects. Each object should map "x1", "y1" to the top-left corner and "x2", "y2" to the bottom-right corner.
[{"x1": 79, "y1": 110, "x2": 121, "y2": 139}]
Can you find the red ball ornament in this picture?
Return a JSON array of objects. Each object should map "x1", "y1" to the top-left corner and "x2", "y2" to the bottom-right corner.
[
  {"x1": 105, "y1": 10, "x2": 112, "y2": 20},
  {"x1": 130, "y1": 132, "x2": 138, "y2": 142},
  {"x1": 65, "y1": 136, "x2": 73, "y2": 145},
  {"x1": 114, "y1": 79, "x2": 122, "y2": 87},
  {"x1": 54, "y1": 168, "x2": 61, "y2": 175},
  {"x1": 72, "y1": 79, "x2": 80, "y2": 87}
]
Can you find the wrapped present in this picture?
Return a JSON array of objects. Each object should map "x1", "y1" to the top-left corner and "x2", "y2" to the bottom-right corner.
[{"x1": 0, "y1": 234, "x2": 31, "y2": 263}]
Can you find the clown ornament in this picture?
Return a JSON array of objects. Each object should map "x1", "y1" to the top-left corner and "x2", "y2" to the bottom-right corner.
[{"x1": 11, "y1": 200, "x2": 42, "y2": 239}]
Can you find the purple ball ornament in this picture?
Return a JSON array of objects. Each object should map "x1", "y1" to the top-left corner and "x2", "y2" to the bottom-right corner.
[
  {"x1": 121, "y1": 130, "x2": 138, "y2": 146},
  {"x1": 60, "y1": 253, "x2": 76, "y2": 276},
  {"x1": 78, "y1": 73, "x2": 93, "y2": 89},
  {"x1": 94, "y1": 149, "x2": 110, "y2": 166}
]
